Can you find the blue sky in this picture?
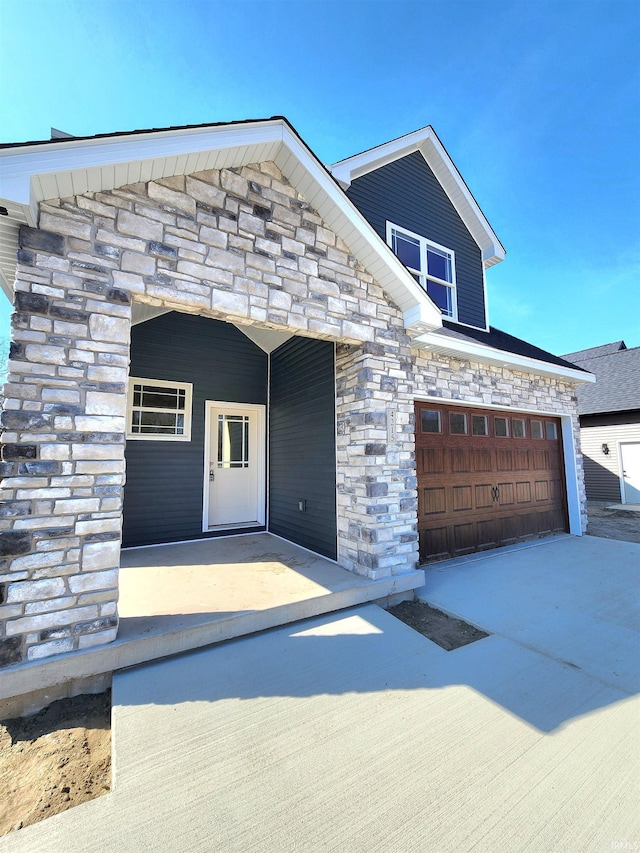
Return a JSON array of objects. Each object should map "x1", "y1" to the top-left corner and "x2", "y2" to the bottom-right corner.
[{"x1": 1, "y1": 0, "x2": 638, "y2": 357}]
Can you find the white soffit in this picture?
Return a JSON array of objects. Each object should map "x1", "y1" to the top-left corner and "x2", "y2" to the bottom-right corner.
[
  {"x1": 131, "y1": 304, "x2": 172, "y2": 325},
  {"x1": 233, "y1": 325, "x2": 293, "y2": 353},
  {"x1": 0, "y1": 119, "x2": 442, "y2": 331},
  {"x1": 329, "y1": 126, "x2": 506, "y2": 269}
]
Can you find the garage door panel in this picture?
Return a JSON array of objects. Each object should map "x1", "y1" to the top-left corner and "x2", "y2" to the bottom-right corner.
[
  {"x1": 550, "y1": 507, "x2": 566, "y2": 532},
  {"x1": 475, "y1": 483, "x2": 494, "y2": 509},
  {"x1": 421, "y1": 486, "x2": 446, "y2": 516},
  {"x1": 496, "y1": 449, "x2": 513, "y2": 470},
  {"x1": 473, "y1": 448, "x2": 492, "y2": 471},
  {"x1": 533, "y1": 450, "x2": 549, "y2": 470},
  {"x1": 535, "y1": 511, "x2": 554, "y2": 535},
  {"x1": 476, "y1": 518, "x2": 500, "y2": 549},
  {"x1": 416, "y1": 402, "x2": 568, "y2": 562},
  {"x1": 452, "y1": 485, "x2": 473, "y2": 512},
  {"x1": 451, "y1": 449, "x2": 472, "y2": 473},
  {"x1": 497, "y1": 482, "x2": 515, "y2": 505},
  {"x1": 420, "y1": 527, "x2": 449, "y2": 561},
  {"x1": 453, "y1": 522, "x2": 476, "y2": 554},
  {"x1": 419, "y1": 447, "x2": 445, "y2": 474},
  {"x1": 499, "y1": 514, "x2": 521, "y2": 545},
  {"x1": 535, "y1": 480, "x2": 550, "y2": 502}
]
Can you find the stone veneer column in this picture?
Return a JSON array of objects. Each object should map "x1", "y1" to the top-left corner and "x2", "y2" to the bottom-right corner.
[
  {"x1": 0, "y1": 226, "x2": 129, "y2": 667},
  {"x1": 336, "y1": 338, "x2": 419, "y2": 579}
]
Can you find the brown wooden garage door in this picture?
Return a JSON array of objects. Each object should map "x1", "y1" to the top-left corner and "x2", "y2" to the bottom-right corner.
[{"x1": 416, "y1": 402, "x2": 568, "y2": 562}]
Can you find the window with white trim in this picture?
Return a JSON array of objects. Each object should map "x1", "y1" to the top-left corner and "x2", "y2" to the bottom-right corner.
[
  {"x1": 387, "y1": 222, "x2": 457, "y2": 319},
  {"x1": 126, "y1": 377, "x2": 193, "y2": 441}
]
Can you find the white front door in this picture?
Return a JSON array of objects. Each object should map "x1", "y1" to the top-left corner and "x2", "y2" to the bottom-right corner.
[
  {"x1": 620, "y1": 442, "x2": 640, "y2": 504},
  {"x1": 204, "y1": 403, "x2": 265, "y2": 529}
]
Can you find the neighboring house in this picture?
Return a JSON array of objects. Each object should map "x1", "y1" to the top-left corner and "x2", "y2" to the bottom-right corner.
[
  {"x1": 0, "y1": 119, "x2": 592, "y2": 669},
  {"x1": 561, "y1": 341, "x2": 640, "y2": 504}
]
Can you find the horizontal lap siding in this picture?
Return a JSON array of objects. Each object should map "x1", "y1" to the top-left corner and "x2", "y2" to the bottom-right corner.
[
  {"x1": 269, "y1": 338, "x2": 337, "y2": 559},
  {"x1": 579, "y1": 418, "x2": 640, "y2": 501},
  {"x1": 347, "y1": 151, "x2": 486, "y2": 328},
  {"x1": 123, "y1": 313, "x2": 267, "y2": 547}
]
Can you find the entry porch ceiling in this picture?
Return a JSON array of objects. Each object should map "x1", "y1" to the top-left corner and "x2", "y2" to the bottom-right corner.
[{"x1": 0, "y1": 119, "x2": 442, "y2": 334}]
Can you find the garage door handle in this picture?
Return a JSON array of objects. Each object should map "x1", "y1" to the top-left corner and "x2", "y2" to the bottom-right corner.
[{"x1": 492, "y1": 486, "x2": 500, "y2": 502}]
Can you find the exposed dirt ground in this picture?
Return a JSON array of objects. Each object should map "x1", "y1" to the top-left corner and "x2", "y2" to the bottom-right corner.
[
  {"x1": 586, "y1": 503, "x2": 640, "y2": 544},
  {"x1": 389, "y1": 600, "x2": 489, "y2": 650},
  {"x1": 1, "y1": 504, "x2": 636, "y2": 838},
  {"x1": 0, "y1": 691, "x2": 111, "y2": 837}
]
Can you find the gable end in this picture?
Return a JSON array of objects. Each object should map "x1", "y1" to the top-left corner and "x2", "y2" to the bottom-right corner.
[{"x1": 346, "y1": 152, "x2": 487, "y2": 329}]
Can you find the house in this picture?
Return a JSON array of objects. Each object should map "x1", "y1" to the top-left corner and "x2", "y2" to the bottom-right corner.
[
  {"x1": 560, "y1": 341, "x2": 640, "y2": 504},
  {"x1": 0, "y1": 119, "x2": 593, "y2": 669}
]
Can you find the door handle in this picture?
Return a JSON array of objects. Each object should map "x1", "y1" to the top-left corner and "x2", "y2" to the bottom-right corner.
[
  {"x1": 491, "y1": 486, "x2": 500, "y2": 502},
  {"x1": 209, "y1": 469, "x2": 215, "y2": 481}
]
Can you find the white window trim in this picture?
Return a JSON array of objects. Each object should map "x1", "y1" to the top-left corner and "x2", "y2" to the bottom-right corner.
[
  {"x1": 126, "y1": 377, "x2": 193, "y2": 441},
  {"x1": 386, "y1": 221, "x2": 458, "y2": 321}
]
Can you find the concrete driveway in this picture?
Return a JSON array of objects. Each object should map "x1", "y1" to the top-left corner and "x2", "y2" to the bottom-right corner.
[
  {"x1": 418, "y1": 534, "x2": 640, "y2": 696},
  {"x1": 1, "y1": 535, "x2": 638, "y2": 852}
]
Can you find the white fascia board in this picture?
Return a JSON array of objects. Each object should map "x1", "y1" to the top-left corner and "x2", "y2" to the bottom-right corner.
[
  {"x1": 330, "y1": 126, "x2": 435, "y2": 184},
  {"x1": 0, "y1": 119, "x2": 442, "y2": 328},
  {"x1": 0, "y1": 198, "x2": 34, "y2": 300},
  {"x1": 0, "y1": 267, "x2": 11, "y2": 300},
  {"x1": 329, "y1": 126, "x2": 506, "y2": 268},
  {"x1": 0, "y1": 120, "x2": 287, "y2": 214},
  {"x1": 414, "y1": 331, "x2": 596, "y2": 384},
  {"x1": 420, "y1": 133, "x2": 505, "y2": 265},
  {"x1": 402, "y1": 302, "x2": 444, "y2": 333}
]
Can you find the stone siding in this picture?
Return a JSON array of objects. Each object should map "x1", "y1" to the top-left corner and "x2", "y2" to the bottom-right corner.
[{"x1": 0, "y1": 161, "x2": 417, "y2": 667}]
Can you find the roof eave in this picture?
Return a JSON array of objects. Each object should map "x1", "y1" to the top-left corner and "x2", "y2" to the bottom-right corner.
[
  {"x1": 0, "y1": 119, "x2": 443, "y2": 331},
  {"x1": 413, "y1": 330, "x2": 596, "y2": 384}
]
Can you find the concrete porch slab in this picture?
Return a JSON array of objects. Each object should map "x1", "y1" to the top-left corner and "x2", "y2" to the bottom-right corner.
[{"x1": 0, "y1": 534, "x2": 423, "y2": 707}]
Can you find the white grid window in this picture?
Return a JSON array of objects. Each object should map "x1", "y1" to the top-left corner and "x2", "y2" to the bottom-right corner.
[
  {"x1": 127, "y1": 377, "x2": 192, "y2": 441},
  {"x1": 387, "y1": 222, "x2": 457, "y2": 319}
]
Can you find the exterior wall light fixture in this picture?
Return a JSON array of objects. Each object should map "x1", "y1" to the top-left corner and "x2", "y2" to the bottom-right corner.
[{"x1": 602, "y1": 443, "x2": 610, "y2": 455}]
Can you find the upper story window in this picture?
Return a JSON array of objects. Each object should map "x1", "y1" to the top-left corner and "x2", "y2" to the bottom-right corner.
[{"x1": 386, "y1": 222, "x2": 457, "y2": 319}]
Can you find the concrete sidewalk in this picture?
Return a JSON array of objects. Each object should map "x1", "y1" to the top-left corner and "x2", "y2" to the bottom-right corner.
[{"x1": 1, "y1": 537, "x2": 638, "y2": 852}]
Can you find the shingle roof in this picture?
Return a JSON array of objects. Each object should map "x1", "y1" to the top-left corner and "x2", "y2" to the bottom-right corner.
[
  {"x1": 438, "y1": 321, "x2": 589, "y2": 372},
  {"x1": 558, "y1": 344, "x2": 640, "y2": 415},
  {"x1": 0, "y1": 116, "x2": 289, "y2": 149},
  {"x1": 562, "y1": 341, "x2": 626, "y2": 361}
]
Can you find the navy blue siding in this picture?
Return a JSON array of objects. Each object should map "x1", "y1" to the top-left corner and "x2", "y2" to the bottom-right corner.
[
  {"x1": 346, "y1": 151, "x2": 486, "y2": 329},
  {"x1": 123, "y1": 313, "x2": 267, "y2": 547},
  {"x1": 269, "y1": 338, "x2": 337, "y2": 560}
]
